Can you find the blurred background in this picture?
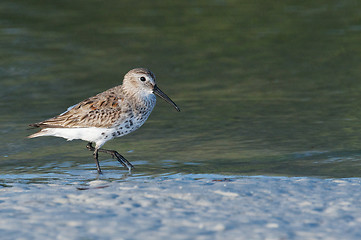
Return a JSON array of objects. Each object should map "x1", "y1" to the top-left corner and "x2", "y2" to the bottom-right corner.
[{"x1": 1, "y1": 0, "x2": 361, "y2": 183}]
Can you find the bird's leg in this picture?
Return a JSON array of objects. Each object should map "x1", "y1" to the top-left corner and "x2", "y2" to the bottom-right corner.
[
  {"x1": 100, "y1": 149, "x2": 134, "y2": 171},
  {"x1": 94, "y1": 149, "x2": 102, "y2": 174},
  {"x1": 86, "y1": 142, "x2": 134, "y2": 172},
  {"x1": 86, "y1": 142, "x2": 102, "y2": 174}
]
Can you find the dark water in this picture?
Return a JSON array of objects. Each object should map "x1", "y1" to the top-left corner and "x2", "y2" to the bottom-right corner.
[{"x1": 1, "y1": 0, "x2": 361, "y2": 184}]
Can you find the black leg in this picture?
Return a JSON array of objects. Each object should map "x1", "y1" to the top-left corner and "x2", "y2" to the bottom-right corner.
[
  {"x1": 86, "y1": 142, "x2": 134, "y2": 172},
  {"x1": 93, "y1": 148, "x2": 102, "y2": 174},
  {"x1": 86, "y1": 142, "x2": 102, "y2": 174}
]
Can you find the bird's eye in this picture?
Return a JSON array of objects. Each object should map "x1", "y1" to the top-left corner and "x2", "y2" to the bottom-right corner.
[{"x1": 140, "y1": 77, "x2": 146, "y2": 82}]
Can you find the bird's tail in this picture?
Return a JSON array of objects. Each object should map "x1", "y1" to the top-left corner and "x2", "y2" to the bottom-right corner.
[{"x1": 27, "y1": 129, "x2": 49, "y2": 139}]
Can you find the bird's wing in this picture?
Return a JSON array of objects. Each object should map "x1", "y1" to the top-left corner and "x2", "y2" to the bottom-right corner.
[{"x1": 30, "y1": 87, "x2": 131, "y2": 128}]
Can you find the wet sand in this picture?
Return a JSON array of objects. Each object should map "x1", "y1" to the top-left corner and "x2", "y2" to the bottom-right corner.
[{"x1": 1, "y1": 175, "x2": 361, "y2": 240}]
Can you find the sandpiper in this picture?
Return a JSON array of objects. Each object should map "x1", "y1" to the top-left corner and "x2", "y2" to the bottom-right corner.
[{"x1": 28, "y1": 68, "x2": 180, "y2": 173}]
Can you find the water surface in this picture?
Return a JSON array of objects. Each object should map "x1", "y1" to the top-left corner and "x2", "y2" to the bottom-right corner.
[{"x1": 1, "y1": 0, "x2": 361, "y2": 184}]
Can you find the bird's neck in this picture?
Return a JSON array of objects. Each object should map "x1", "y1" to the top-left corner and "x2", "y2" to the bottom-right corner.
[{"x1": 122, "y1": 87, "x2": 155, "y2": 109}]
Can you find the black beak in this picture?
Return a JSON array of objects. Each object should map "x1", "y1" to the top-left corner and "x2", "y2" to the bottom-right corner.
[{"x1": 153, "y1": 85, "x2": 180, "y2": 112}]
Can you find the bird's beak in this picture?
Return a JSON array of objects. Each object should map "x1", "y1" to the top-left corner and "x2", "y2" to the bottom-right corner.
[{"x1": 153, "y1": 85, "x2": 180, "y2": 112}]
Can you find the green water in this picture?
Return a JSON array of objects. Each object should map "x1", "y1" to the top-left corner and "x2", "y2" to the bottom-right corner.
[{"x1": 1, "y1": 0, "x2": 361, "y2": 183}]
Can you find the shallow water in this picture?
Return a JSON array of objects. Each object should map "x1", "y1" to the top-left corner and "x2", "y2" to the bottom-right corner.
[{"x1": 1, "y1": 0, "x2": 361, "y2": 184}]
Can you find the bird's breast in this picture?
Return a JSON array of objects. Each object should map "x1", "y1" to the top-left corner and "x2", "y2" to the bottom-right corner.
[{"x1": 111, "y1": 97, "x2": 156, "y2": 138}]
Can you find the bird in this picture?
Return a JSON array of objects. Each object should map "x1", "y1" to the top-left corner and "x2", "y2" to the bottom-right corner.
[{"x1": 28, "y1": 68, "x2": 180, "y2": 174}]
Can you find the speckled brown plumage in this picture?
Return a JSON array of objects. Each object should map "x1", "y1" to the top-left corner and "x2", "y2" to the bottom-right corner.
[{"x1": 31, "y1": 86, "x2": 132, "y2": 128}]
